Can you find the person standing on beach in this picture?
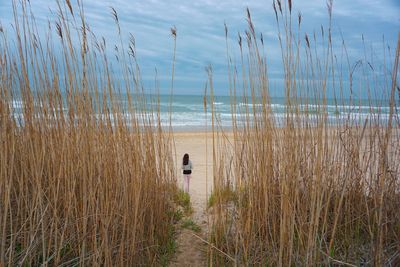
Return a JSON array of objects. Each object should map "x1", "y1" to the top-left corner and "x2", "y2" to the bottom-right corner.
[{"x1": 181, "y1": 153, "x2": 193, "y2": 193}]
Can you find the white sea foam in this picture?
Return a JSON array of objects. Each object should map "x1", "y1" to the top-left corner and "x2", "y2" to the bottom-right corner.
[
  {"x1": 11, "y1": 100, "x2": 24, "y2": 109},
  {"x1": 7, "y1": 96, "x2": 398, "y2": 130}
]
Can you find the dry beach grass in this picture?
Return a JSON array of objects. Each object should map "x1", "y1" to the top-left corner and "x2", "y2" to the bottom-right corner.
[
  {"x1": 0, "y1": 0, "x2": 399, "y2": 266},
  {"x1": 0, "y1": 1, "x2": 177, "y2": 265},
  {"x1": 206, "y1": 2, "x2": 400, "y2": 266}
]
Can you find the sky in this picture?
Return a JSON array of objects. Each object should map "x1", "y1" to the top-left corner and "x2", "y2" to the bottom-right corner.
[{"x1": 0, "y1": 0, "x2": 399, "y2": 96}]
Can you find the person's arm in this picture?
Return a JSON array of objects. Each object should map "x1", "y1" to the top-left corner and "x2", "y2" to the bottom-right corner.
[{"x1": 190, "y1": 161, "x2": 193, "y2": 170}]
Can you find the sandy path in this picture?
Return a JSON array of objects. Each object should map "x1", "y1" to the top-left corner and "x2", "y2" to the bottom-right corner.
[{"x1": 169, "y1": 132, "x2": 214, "y2": 266}]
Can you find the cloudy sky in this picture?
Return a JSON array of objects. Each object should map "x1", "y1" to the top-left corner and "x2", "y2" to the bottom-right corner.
[{"x1": 1, "y1": 0, "x2": 399, "y2": 96}]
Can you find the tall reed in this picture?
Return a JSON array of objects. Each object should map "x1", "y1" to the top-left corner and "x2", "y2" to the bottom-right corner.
[
  {"x1": 208, "y1": 1, "x2": 400, "y2": 266},
  {"x1": 0, "y1": 1, "x2": 176, "y2": 266}
]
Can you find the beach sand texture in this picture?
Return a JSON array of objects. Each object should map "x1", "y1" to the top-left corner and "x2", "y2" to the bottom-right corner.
[{"x1": 170, "y1": 132, "x2": 215, "y2": 266}]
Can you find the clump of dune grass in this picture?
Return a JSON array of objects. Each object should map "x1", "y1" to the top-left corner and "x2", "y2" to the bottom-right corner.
[
  {"x1": 174, "y1": 190, "x2": 193, "y2": 215},
  {"x1": 207, "y1": 187, "x2": 237, "y2": 209},
  {"x1": 0, "y1": 0, "x2": 177, "y2": 266},
  {"x1": 181, "y1": 219, "x2": 201, "y2": 233},
  {"x1": 207, "y1": 1, "x2": 400, "y2": 266}
]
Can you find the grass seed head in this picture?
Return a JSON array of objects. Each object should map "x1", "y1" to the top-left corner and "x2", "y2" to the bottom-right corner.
[{"x1": 171, "y1": 26, "x2": 177, "y2": 38}]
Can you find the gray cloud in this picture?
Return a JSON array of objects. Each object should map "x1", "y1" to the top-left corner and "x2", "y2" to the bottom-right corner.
[{"x1": 0, "y1": 0, "x2": 398, "y2": 95}]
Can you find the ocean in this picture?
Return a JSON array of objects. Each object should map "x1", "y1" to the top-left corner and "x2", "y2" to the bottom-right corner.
[
  {"x1": 9, "y1": 94, "x2": 396, "y2": 131},
  {"x1": 153, "y1": 95, "x2": 395, "y2": 131}
]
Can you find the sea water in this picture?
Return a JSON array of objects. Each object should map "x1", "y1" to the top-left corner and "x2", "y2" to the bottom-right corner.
[
  {"x1": 148, "y1": 95, "x2": 396, "y2": 131},
  {"x1": 8, "y1": 94, "x2": 397, "y2": 131}
]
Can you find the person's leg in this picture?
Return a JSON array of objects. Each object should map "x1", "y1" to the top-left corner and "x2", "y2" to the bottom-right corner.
[
  {"x1": 187, "y1": 174, "x2": 191, "y2": 193},
  {"x1": 183, "y1": 175, "x2": 189, "y2": 193}
]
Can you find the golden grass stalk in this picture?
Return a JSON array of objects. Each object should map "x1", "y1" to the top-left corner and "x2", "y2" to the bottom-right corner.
[
  {"x1": 208, "y1": 1, "x2": 400, "y2": 266},
  {"x1": 0, "y1": 1, "x2": 177, "y2": 265}
]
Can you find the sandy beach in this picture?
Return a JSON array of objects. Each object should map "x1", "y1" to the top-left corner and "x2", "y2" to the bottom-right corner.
[
  {"x1": 170, "y1": 132, "x2": 215, "y2": 266},
  {"x1": 174, "y1": 132, "x2": 215, "y2": 211}
]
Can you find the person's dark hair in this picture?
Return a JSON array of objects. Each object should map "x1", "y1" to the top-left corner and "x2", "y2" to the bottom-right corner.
[{"x1": 183, "y1": 153, "x2": 189, "y2": 165}]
